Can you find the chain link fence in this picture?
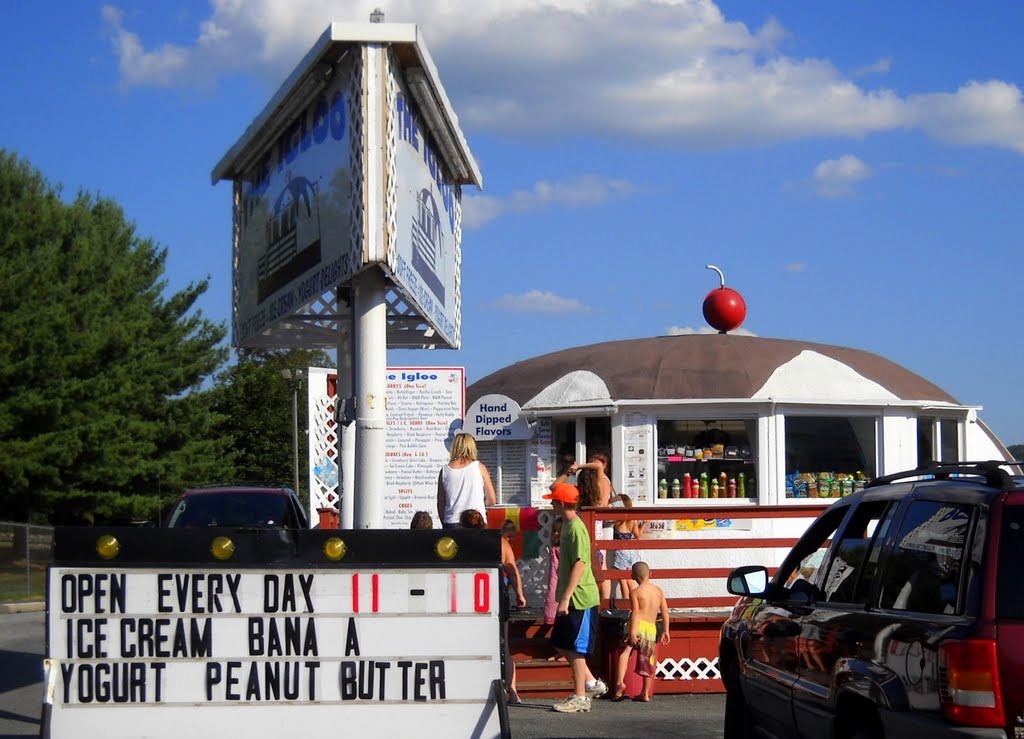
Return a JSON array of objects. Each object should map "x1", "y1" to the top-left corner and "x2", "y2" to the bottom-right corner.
[{"x1": 0, "y1": 521, "x2": 53, "y2": 602}]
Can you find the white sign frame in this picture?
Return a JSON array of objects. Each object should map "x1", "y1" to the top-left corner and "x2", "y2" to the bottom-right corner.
[{"x1": 45, "y1": 566, "x2": 503, "y2": 737}]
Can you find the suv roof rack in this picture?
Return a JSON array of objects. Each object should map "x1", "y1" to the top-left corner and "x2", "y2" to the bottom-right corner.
[{"x1": 866, "y1": 460, "x2": 1021, "y2": 491}]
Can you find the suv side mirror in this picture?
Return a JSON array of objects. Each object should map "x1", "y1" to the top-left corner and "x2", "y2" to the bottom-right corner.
[{"x1": 727, "y1": 565, "x2": 769, "y2": 597}]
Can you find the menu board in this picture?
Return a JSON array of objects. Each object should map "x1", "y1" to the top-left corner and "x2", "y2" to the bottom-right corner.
[
  {"x1": 498, "y1": 443, "x2": 528, "y2": 502},
  {"x1": 383, "y1": 368, "x2": 464, "y2": 528},
  {"x1": 622, "y1": 412, "x2": 653, "y2": 503}
]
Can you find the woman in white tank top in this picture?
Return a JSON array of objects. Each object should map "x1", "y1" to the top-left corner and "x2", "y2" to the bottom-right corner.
[{"x1": 437, "y1": 433, "x2": 498, "y2": 528}]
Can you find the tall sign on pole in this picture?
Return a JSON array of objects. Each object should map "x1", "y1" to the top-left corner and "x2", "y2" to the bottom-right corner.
[{"x1": 212, "y1": 22, "x2": 482, "y2": 528}]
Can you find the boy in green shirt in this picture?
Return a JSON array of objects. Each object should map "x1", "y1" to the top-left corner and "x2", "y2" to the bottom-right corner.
[{"x1": 544, "y1": 483, "x2": 607, "y2": 712}]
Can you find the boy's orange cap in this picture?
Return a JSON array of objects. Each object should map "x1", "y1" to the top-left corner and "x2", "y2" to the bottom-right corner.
[{"x1": 543, "y1": 482, "x2": 579, "y2": 504}]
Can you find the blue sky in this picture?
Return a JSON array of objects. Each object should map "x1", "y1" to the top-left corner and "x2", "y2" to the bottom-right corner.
[{"x1": 3, "y1": 2, "x2": 1023, "y2": 445}]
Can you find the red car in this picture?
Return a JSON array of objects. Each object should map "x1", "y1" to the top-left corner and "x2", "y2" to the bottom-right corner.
[
  {"x1": 165, "y1": 484, "x2": 310, "y2": 529},
  {"x1": 720, "y1": 460, "x2": 1023, "y2": 739}
]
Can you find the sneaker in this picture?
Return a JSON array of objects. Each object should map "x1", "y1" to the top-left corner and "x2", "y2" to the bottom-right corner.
[
  {"x1": 551, "y1": 695, "x2": 592, "y2": 713},
  {"x1": 585, "y1": 678, "x2": 608, "y2": 698}
]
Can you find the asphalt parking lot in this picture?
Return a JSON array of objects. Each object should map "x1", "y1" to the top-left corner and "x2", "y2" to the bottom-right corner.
[{"x1": 509, "y1": 692, "x2": 725, "y2": 738}]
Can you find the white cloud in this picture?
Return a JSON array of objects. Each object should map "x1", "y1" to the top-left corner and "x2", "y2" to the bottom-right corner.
[
  {"x1": 462, "y1": 175, "x2": 641, "y2": 229},
  {"x1": 490, "y1": 290, "x2": 590, "y2": 314},
  {"x1": 810, "y1": 155, "x2": 872, "y2": 199},
  {"x1": 102, "y1": 5, "x2": 190, "y2": 88},
  {"x1": 666, "y1": 325, "x2": 757, "y2": 336},
  {"x1": 911, "y1": 80, "x2": 1024, "y2": 154},
  {"x1": 853, "y1": 57, "x2": 892, "y2": 77},
  {"x1": 785, "y1": 262, "x2": 807, "y2": 273},
  {"x1": 102, "y1": 1, "x2": 1024, "y2": 155}
]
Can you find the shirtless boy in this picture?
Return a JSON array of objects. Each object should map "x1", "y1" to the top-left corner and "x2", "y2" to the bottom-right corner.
[{"x1": 611, "y1": 561, "x2": 670, "y2": 702}]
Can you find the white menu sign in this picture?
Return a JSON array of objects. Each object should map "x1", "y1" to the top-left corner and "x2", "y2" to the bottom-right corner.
[
  {"x1": 45, "y1": 567, "x2": 501, "y2": 737},
  {"x1": 383, "y1": 367, "x2": 465, "y2": 528}
]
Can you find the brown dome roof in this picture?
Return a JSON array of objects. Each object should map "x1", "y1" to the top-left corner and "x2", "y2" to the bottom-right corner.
[{"x1": 467, "y1": 334, "x2": 958, "y2": 407}]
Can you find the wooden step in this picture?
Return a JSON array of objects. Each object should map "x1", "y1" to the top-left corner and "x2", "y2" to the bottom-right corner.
[
  {"x1": 513, "y1": 662, "x2": 573, "y2": 699},
  {"x1": 508, "y1": 639, "x2": 557, "y2": 661}
]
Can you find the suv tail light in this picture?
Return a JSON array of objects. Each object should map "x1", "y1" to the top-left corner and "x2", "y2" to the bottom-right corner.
[{"x1": 938, "y1": 640, "x2": 1005, "y2": 728}]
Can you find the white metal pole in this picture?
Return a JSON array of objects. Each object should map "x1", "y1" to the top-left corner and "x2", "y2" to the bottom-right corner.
[{"x1": 352, "y1": 268, "x2": 387, "y2": 528}]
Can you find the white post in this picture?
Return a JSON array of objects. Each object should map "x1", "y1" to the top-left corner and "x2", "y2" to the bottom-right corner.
[
  {"x1": 349, "y1": 42, "x2": 389, "y2": 529},
  {"x1": 352, "y1": 268, "x2": 388, "y2": 528}
]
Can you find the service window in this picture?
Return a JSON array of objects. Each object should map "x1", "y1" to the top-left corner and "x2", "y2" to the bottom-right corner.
[
  {"x1": 784, "y1": 416, "x2": 876, "y2": 498},
  {"x1": 552, "y1": 419, "x2": 577, "y2": 477},
  {"x1": 877, "y1": 500, "x2": 973, "y2": 614},
  {"x1": 917, "y1": 417, "x2": 961, "y2": 467},
  {"x1": 655, "y1": 419, "x2": 757, "y2": 501},
  {"x1": 541, "y1": 418, "x2": 611, "y2": 478},
  {"x1": 584, "y1": 417, "x2": 612, "y2": 459}
]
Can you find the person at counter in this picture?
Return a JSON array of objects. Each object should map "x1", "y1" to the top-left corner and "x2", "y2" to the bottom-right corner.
[
  {"x1": 437, "y1": 432, "x2": 497, "y2": 528},
  {"x1": 576, "y1": 452, "x2": 616, "y2": 601},
  {"x1": 548, "y1": 446, "x2": 578, "y2": 490}
]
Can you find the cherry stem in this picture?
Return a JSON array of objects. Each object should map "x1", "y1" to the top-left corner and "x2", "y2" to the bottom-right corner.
[{"x1": 706, "y1": 264, "x2": 726, "y2": 288}]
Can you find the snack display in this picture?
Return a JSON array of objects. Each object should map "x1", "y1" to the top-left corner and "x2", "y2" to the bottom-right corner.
[
  {"x1": 785, "y1": 470, "x2": 867, "y2": 498},
  {"x1": 655, "y1": 420, "x2": 756, "y2": 501}
]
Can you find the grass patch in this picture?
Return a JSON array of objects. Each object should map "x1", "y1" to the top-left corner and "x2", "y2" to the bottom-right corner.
[{"x1": 0, "y1": 567, "x2": 47, "y2": 602}]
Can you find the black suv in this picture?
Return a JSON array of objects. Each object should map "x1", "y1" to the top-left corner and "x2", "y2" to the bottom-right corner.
[
  {"x1": 720, "y1": 460, "x2": 1023, "y2": 739},
  {"x1": 165, "y1": 484, "x2": 309, "y2": 529}
]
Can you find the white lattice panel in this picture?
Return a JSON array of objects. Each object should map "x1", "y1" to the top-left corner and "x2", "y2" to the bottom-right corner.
[
  {"x1": 657, "y1": 656, "x2": 720, "y2": 681},
  {"x1": 348, "y1": 51, "x2": 365, "y2": 273},
  {"x1": 451, "y1": 183, "x2": 462, "y2": 348},
  {"x1": 310, "y1": 393, "x2": 339, "y2": 513},
  {"x1": 518, "y1": 509, "x2": 557, "y2": 609},
  {"x1": 384, "y1": 49, "x2": 399, "y2": 269}
]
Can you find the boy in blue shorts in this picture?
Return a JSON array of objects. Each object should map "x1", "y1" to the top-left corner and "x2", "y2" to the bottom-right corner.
[{"x1": 544, "y1": 483, "x2": 607, "y2": 712}]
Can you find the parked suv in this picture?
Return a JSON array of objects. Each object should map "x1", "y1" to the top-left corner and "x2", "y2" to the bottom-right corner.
[
  {"x1": 165, "y1": 484, "x2": 309, "y2": 529},
  {"x1": 720, "y1": 460, "x2": 1023, "y2": 739}
]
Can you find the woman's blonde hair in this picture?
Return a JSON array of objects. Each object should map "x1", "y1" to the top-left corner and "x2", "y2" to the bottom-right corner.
[{"x1": 449, "y1": 432, "x2": 479, "y2": 462}]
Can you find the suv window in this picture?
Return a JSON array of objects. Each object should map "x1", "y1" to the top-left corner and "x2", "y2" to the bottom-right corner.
[
  {"x1": 877, "y1": 500, "x2": 972, "y2": 614},
  {"x1": 997, "y1": 503, "x2": 1024, "y2": 618},
  {"x1": 168, "y1": 491, "x2": 298, "y2": 528},
  {"x1": 820, "y1": 501, "x2": 894, "y2": 604},
  {"x1": 779, "y1": 505, "x2": 849, "y2": 592}
]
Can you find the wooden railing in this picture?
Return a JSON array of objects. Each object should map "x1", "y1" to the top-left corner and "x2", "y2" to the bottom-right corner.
[{"x1": 579, "y1": 504, "x2": 828, "y2": 610}]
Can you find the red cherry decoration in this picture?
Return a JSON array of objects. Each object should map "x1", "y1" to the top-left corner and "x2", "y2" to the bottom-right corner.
[{"x1": 703, "y1": 265, "x2": 746, "y2": 333}]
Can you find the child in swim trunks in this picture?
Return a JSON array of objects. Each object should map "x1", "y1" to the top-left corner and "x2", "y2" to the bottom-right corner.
[{"x1": 611, "y1": 561, "x2": 670, "y2": 702}]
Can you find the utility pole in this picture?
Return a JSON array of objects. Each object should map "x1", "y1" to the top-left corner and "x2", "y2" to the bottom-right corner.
[{"x1": 280, "y1": 368, "x2": 305, "y2": 493}]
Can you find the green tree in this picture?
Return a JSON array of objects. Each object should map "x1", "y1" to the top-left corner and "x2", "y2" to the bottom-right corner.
[
  {"x1": 0, "y1": 151, "x2": 230, "y2": 523},
  {"x1": 211, "y1": 348, "x2": 331, "y2": 506},
  {"x1": 1008, "y1": 444, "x2": 1024, "y2": 461}
]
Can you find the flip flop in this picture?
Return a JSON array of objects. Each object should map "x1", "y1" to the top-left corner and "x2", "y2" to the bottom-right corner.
[
  {"x1": 610, "y1": 693, "x2": 628, "y2": 702},
  {"x1": 632, "y1": 695, "x2": 650, "y2": 702}
]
